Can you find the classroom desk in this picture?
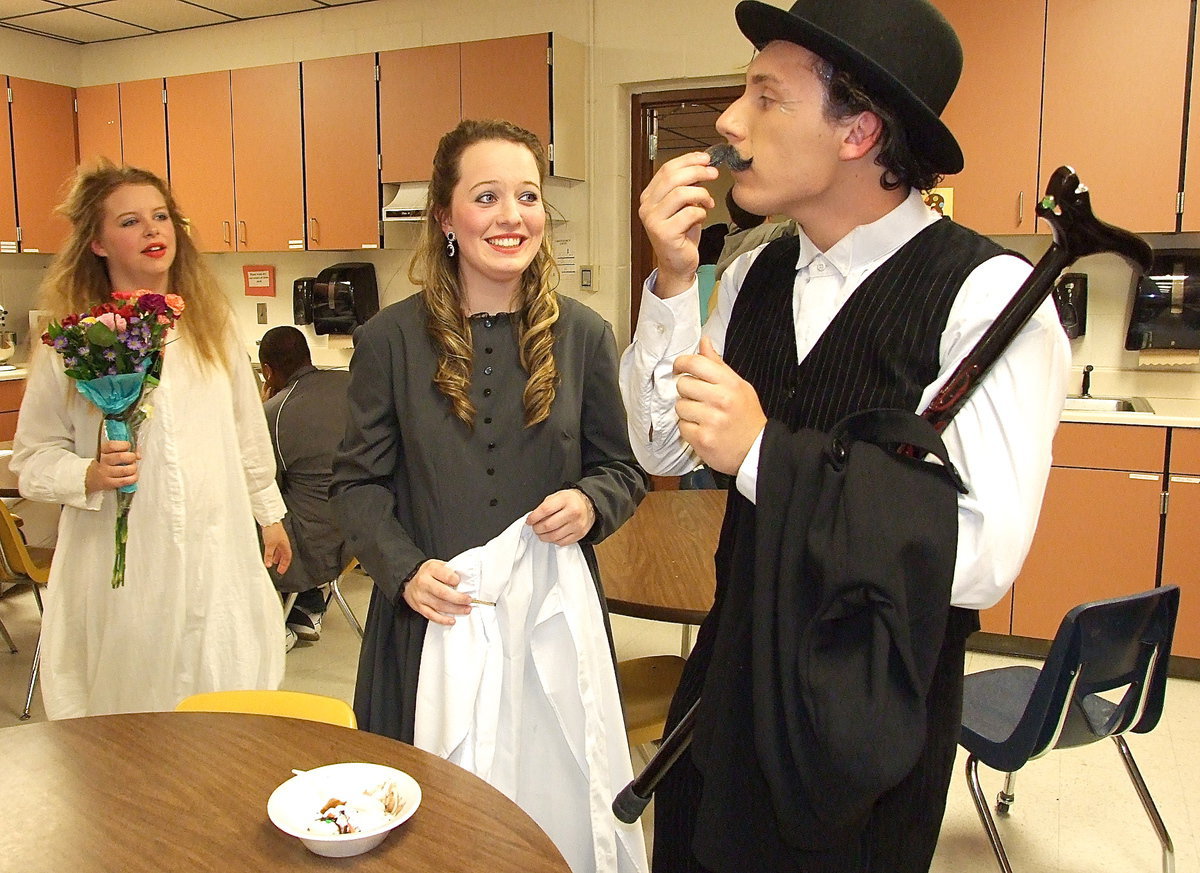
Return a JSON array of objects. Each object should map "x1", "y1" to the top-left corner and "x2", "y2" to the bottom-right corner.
[
  {"x1": 595, "y1": 488, "x2": 724, "y2": 626},
  {"x1": 0, "y1": 711, "x2": 571, "y2": 873}
]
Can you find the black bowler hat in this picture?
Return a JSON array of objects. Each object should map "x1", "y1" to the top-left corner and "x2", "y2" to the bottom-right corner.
[{"x1": 735, "y1": 0, "x2": 965, "y2": 174}]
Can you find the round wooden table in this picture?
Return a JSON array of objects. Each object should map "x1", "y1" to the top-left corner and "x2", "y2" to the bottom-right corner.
[
  {"x1": 595, "y1": 488, "x2": 724, "y2": 625},
  {"x1": 0, "y1": 711, "x2": 571, "y2": 873}
]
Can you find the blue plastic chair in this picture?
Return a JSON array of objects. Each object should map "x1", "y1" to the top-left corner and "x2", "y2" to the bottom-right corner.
[{"x1": 959, "y1": 585, "x2": 1180, "y2": 873}]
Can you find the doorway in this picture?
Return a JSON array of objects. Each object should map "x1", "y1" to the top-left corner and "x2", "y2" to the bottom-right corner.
[{"x1": 628, "y1": 85, "x2": 743, "y2": 339}]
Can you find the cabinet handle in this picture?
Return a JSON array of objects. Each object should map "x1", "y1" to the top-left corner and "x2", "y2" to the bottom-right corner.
[
  {"x1": 1017, "y1": 191, "x2": 1024, "y2": 226},
  {"x1": 238, "y1": 220, "x2": 247, "y2": 245},
  {"x1": 222, "y1": 220, "x2": 231, "y2": 245},
  {"x1": 309, "y1": 217, "x2": 320, "y2": 244}
]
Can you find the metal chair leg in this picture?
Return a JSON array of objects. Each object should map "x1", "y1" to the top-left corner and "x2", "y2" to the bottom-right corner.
[
  {"x1": 0, "y1": 614, "x2": 16, "y2": 653},
  {"x1": 21, "y1": 632, "x2": 41, "y2": 720},
  {"x1": 966, "y1": 755, "x2": 1015, "y2": 873},
  {"x1": 1112, "y1": 736, "x2": 1175, "y2": 873},
  {"x1": 329, "y1": 576, "x2": 363, "y2": 640},
  {"x1": 996, "y1": 771, "x2": 1017, "y2": 815}
]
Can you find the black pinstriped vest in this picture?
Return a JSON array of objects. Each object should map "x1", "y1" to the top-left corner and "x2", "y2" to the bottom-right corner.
[{"x1": 724, "y1": 217, "x2": 1006, "y2": 432}]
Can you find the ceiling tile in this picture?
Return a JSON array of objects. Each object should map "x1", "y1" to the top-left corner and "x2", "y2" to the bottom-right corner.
[
  {"x1": 0, "y1": 0, "x2": 58, "y2": 19},
  {"x1": 84, "y1": 0, "x2": 234, "y2": 32},
  {"x1": 198, "y1": 0, "x2": 322, "y2": 17},
  {"x1": 6, "y1": 6, "x2": 150, "y2": 41}
]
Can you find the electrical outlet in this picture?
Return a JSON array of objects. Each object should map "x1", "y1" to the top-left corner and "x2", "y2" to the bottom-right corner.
[{"x1": 256, "y1": 302, "x2": 267, "y2": 324}]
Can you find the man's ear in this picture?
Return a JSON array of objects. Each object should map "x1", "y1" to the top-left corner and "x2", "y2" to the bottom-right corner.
[{"x1": 840, "y1": 110, "x2": 884, "y2": 161}]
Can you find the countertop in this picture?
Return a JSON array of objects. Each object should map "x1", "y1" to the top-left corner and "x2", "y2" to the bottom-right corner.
[
  {"x1": 0, "y1": 366, "x2": 27, "y2": 382},
  {"x1": 1061, "y1": 397, "x2": 1200, "y2": 428}
]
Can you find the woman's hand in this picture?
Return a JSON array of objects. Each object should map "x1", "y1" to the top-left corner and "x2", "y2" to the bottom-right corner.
[
  {"x1": 526, "y1": 488, "x2": 596, "y2": 546},
  {"x1": 261, "y1": 521, "x2": 292, "y2": 574},
  {"x1": 85, "y1": 439, "x2": 141, "y2": 493},
  {"x1": 403, "y1": 559, "x2": 472, "y2": 626}
]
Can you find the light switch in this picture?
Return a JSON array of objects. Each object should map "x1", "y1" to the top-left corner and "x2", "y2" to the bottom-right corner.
[
  {"x1": 256, "y1": 302, "x2": 268, "y2": 324},
  {"x1": 580, "y1": 266, "x2": 593, "y2": 289}
]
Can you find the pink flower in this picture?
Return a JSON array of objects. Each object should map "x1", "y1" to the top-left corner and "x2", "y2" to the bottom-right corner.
[
  {"x1": 157, "y1": 314, "x2": 171, "y2": 325},
  {"x1": 164, "y1": 294, "x2": 185, "y2": 317},
  {"x1": 97, "y1": 312, "x2": 127, "y2": 332}
]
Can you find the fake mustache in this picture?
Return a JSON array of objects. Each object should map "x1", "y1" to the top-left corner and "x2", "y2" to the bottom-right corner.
[{"x1": 706, "y1": 144, "x2": 752, "y2": 172}]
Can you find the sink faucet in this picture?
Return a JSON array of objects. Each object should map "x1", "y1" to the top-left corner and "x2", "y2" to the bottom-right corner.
[{"x1": 1081, "y1": 364, "x2": 1093, "y2": 397}]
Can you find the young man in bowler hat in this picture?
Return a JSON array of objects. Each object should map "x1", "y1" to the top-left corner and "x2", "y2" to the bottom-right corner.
[{"x1": 619, "y1": 1, "x2": 1070, "y2": 870}]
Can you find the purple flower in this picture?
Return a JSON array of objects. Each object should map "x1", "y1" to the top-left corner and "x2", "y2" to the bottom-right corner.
[
  {"x1": 53, "y1": 336, "x2": 68, "y2": 351},
  {"x1": 102, "y1": 349, "x2": 117, "y2": 361},
  {"x1": 64, "y1": 356, "x2": 78, "y2": 367}
]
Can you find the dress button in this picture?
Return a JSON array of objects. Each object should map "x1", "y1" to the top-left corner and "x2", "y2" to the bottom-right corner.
[
  {"x1": 484, "y1": 318, "x2": 493, "y2": 328},
  {"x1": 487, "y1": 468, "x2": 495, "y2": 476},
  {"x1": 484, "y1": 366, "x2": 493, "y2": 376},
  {"x1": 489, "y1": 498, "x2": 498, "y2": 507},
  {"x1": 483, "y1": 388, "x2": 492, "y2": 397},
  {"x1": 485, "y1": 347, "x2": 493, "y2": 354},
  {"x1": 656, "y1": 324, "x2": 666, "y2": 334},
  {"x1": 484, "y1": 417, "x2": 492, "y2": 424},
  {"x1": 488, "y1": 442, "x2": 496, "y2": 450}
]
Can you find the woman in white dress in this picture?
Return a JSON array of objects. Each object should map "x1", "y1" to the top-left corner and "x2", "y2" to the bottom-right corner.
[{"x1": 11, "y1": 161, "x2": 290, "y2": 719}]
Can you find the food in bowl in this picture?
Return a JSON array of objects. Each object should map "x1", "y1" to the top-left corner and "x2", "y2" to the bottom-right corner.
[
  {"x1": 307, "y1": 779, "x2": 406, "y2": 835},
  {"x1": 268, "y1": 762, "x2": 421, "y2": 858}
]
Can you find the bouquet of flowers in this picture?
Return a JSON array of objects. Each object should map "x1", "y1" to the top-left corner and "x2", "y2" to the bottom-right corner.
[{"x1": 41, "y1": 290, "x2": 185, "y2": 588}]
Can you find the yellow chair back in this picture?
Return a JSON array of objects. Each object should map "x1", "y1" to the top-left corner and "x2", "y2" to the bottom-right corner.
[
  {"x1": 175, "y1": 689, "x2": 357, "y2": 728},
  {"x1": 0, "y1": 501, "x2": 50, "y2": 585}
]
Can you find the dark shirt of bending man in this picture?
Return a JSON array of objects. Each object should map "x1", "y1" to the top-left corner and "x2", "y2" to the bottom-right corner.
[
  {"x1": 259, "y1": 325, "x2": 352, "y2": 645},
  {"x1": 619, "y1": 1, "x2": 1070, "y2": 871}
]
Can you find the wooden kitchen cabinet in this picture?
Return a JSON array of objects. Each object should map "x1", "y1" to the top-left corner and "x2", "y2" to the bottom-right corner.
[
  {"x1": 460, "y1": 33, "x2": 585, "y2": 180},
  {"x1": 1040, "y1": 0, "x2": 1190, "y2": 233},
  {"x1": 0, "y1": 379, "x2": 25, "y2": 442},
  {"x1": 1162, "y1": 428, "x2": 1200, "y2": 658},
  {"x1": 302, "y1": 53, "x2": 379, "y2": 251},
  {"x1": 379, "y1": 43, "x2": 462, "y2": 183},
  {"x1": 9, "y1": 76, "x2": 77, "y2": 253},
  {"x1": 1009, "y1": 424, "x2": 1167, "y2": 640},
  {"x1": 0, "y1": 78, "x2": 17, "y2": 253},
  {"x1": 230, "y1": 63, "x2": 305, "y2": 252},
  {"x1": 76, "y1": 83, "x2": 122, "y2": 167},
  {"x1": 119, "y1": 78, "x2": 168, "y2": 181},
  {"x1": 934, "y1": 0, "x2": 1044, "y2": 235},
  {"x1": 1181, "y1": 30, "x2": 1200, "y2": 231},
  {"x1": 165, "y1": 70, "x2": 236, "y2": 252}
]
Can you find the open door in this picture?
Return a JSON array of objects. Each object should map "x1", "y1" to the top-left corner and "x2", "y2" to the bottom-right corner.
[{"x1": 629, "y1": 86, "x2": 742, "y2": 342}]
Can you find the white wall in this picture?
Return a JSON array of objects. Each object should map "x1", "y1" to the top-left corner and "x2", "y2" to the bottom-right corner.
[{"x1": 2, "y1": 0, "x2": 1198, "y2": 398}]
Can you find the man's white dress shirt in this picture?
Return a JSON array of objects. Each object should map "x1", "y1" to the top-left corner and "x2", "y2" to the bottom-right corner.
[{"x1": 619, "y1": 190, "x2": 1071, "y2": 609}]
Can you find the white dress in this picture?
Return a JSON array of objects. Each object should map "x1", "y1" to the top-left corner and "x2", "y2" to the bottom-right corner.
[{"x1": 11, "y1": 321, "x2": 286, "y2": 719}]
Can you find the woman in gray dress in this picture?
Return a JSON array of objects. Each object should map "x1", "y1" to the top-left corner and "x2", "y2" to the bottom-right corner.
[{"x1": 330, "y1": 119, "x2": 647, "y2": 741}]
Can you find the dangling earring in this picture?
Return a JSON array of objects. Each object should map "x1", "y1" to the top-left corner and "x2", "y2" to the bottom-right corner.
[{"x1": 445, "y1": 231, "x2": 457, "y2": 258}]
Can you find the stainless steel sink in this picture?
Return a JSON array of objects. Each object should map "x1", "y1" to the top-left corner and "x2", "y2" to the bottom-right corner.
[{"x1": 1063, "y1": 395, "x2": 1155, "y2": 413}]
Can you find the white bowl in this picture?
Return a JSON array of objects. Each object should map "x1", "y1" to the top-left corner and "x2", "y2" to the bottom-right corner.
[{"x1": 267, "y1": 762, "x2": 422, "y2": 858}]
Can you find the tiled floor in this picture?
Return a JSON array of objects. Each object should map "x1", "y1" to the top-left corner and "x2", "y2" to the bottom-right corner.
[{"x1": 4, "y1": 572, "x2": 1200, "y2": 872}]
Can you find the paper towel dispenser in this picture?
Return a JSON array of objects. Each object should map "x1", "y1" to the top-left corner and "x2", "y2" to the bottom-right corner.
[
  {"x1": 1125, "y1": 249, "x2": 1200, "y2": 351},
  {"x1": 313, "y1": 262, "x2": 379, "y2": 335}
]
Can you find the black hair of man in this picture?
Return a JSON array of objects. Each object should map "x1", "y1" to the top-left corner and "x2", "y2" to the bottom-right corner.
[
  {"x1": 258, "y1": 325, "x2": 312, "y2": 382},
  {"x1": 726, "y1": 188, "x2": 766, "y2": 232}
]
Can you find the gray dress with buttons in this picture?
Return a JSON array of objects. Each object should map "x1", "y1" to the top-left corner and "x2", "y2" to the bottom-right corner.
[{"x1": 330, "y1": 294, "x2": 647, "y2": 742}]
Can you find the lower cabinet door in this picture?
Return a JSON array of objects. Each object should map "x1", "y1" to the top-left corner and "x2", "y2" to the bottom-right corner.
[{"x1": 1011, "y1": 466, "x2": 1162, "y2": 640}]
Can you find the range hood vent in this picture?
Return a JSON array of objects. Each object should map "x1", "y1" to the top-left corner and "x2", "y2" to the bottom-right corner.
[{"x1": 382, "y1": 183, "x2": 429, "y2": 222}]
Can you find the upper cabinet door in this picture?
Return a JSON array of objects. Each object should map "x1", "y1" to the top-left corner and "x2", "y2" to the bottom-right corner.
[
  {"x1": 302, "y1": 53, "x2": 379, "y2": 251},
  {"x1": 461, "y1": 34, "x2": 551, "y2": 150},
  {"x1": 1041, "y1": 0, "x2": 1190, "y2": 233},
  {"x1": 166, "y1": 71, "x2": 236, "y2": 253},
  {"x1": 379, "y1": 43, "x2": 461, "y2": 183},
  {"x1": 934, "y1": 0, "x2": 1044, "y2": 235},
  {"x1": 76, "y1": 83, "x2": 122, "y2": 168},
  {"x1": 1182, "y1": 31, "x2": 1200, "y2": 231},
  {"x1": 9, "y1": 77, "x2": 77, "y2": 253},
  {"x1": 0, "y1": 78, "x2": 19, "y2": 252},
  {"x1": 231, "y1": 63, "x2": 305, "y2": 252},
  {"x1": 119, "y1": 78, "x2": 168, "y2": 180}
]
